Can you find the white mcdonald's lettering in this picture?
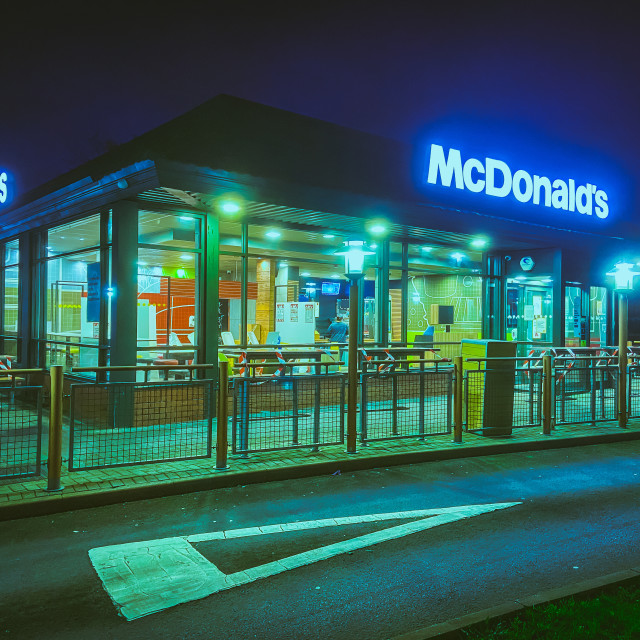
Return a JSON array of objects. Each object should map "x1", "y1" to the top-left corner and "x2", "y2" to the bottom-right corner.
[{"x1": 426, "y1": 144, "x2": 609, "y2": 219}]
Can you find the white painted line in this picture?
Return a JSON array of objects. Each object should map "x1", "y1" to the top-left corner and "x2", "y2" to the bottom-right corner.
[
  {"x1": 185, "y1": 508, "x2": 477, "y2": 543},
  {"x1": 89, "y1": 502, "x2": 521, "y2": 620}
]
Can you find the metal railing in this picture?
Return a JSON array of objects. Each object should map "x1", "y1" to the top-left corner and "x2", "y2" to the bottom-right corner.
[
  {"x1": 231, "y1": 362, "x2": 345, "y2": 455},
  {"x1": 360, "y1": 359, "x2": 453, "y2": 443},
  {"x1": 0, "y1": 369, "x2": 44, "y2": 480},
  {"x1": 68, "y1": 365, "x2": 215, "y2": 470},
  {"x1": 464, "y1": 358, "x2": 543, "y2": 433},
  {"x1": 553, "y1": 355, "x2": 618, "y2": 426}
]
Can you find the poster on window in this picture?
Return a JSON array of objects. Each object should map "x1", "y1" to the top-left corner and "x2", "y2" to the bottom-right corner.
[
  {"x1": 276, "y1": 303, "x2": 285, "y2": 323},
  {"x1": 533, "y1": 317, "x2": 547, "y2": 339},
  {"x1": 533, "y1": 295, "x2": 542, "y2": 317},
  {"x1": 290, "y1": 303, "x2": 298, "y2": 322},
  {"x1": 524, "y1": 305, "x2": 534, "y2": 322},
  {"x1": 86, "y1": 262, "x2": 101, "y2": 323},
  {"x1": 304, "y1": 303, "x2": 314, "y2": 323}
]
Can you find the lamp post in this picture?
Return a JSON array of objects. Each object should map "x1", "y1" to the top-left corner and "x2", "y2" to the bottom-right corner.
[
  {"x1": 606, "y1": 261, "x2": 640, "y2": 428},
  {"x1": 336, "y1": 241, "x2": 374, "y2": 453}
]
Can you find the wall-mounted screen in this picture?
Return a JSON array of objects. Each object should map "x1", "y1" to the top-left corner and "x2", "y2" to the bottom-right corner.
[{"x1": 321, "y1": 282, "x2": 341, "y2": 295}]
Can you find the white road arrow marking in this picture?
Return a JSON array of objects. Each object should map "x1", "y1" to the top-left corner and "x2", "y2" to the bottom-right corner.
[{"x1": 89, "y1": 502, "x2": 520, "y2": 620}]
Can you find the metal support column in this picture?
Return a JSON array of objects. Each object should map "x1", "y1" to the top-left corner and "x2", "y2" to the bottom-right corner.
[
  {"x1": 542, "y1": 354, "x2": 552, "y2": 435},
  {"x1": 346, "y1": 278, "x2": 360, "y2": 453},
  {"x1": 619, "y1": 293, "x2": 628, "y2": 429}
]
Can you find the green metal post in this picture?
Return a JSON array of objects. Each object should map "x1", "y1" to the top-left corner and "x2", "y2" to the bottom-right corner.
[
  {"x1": 346, "y1": 278, "x2": 359, "y2": 454},
  {"x1": 453, "y1": 356, "x2": 463, "y2": 443},
  {"x1": 542, "y1": 354, "x2": 552, "y2": 435},
  {"x1": 619, "y1": 293, "x2": 628, "y2": 429},
  {"x1": 46, "y1": 365, "x2": 64, "y2": 491},
  {"x1": 216, "y1": 361, "x2": 229, "y2": 470}
]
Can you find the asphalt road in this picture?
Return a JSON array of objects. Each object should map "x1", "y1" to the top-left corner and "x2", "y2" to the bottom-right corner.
[{"x1": 2, "y1": 441, "x2": 640, "y2": 639}]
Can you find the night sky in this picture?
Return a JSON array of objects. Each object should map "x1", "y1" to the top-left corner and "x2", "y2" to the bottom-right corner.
[{"x1": 2, "y1": 1, "x2": 639, "y2": 205}]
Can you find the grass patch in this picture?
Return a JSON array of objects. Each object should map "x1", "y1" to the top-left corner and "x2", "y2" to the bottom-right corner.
[{"x1": 461, "y1": 578, "x2": 640, "y2": 640}]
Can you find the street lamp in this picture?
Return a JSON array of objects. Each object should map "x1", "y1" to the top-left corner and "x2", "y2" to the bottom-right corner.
[
  {"x1": 606, "y1": 261, "x2": 640, "y2": 428},
  {"x1": 335, "y1": 240, "x2": 375, "y2": 453}
]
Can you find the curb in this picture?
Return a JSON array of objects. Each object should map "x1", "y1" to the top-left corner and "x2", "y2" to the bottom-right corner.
[
  {"x1": 389, "y1": 568, "x2": 640, "y2": 640},
  {"x1": 2, "y1": 429, "x2": 640, "y2": 521}
]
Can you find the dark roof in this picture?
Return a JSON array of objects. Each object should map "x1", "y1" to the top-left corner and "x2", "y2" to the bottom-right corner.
[{"x1": 11, "y1": 94, "x2": 414, "y2": 210}]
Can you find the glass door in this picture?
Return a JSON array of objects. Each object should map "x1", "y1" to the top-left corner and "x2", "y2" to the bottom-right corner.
[
  {"x1": 564, "y1": 285, "x2": 584, "y2": 348},
  {"x1": 506, "y1": 278, "x2": 553, "y2": 349}
]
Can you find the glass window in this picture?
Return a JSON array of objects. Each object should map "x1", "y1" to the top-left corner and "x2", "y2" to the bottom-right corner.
[
  {"x1": 2, "y1": 239, "x2": 19, "y2": 358},
  {"x1": 506, "y1": 276, "x2": 553, "y2": 351},
  {"x1": 219, "y1": 220, "x2": 242, "y2": 254},
  {"x1": 47, "y1": 217, "x2": 100, "y2": 255},
  {"x1": 564, "y1": 285, "x2": 583, "y2": 348},
  {"x1": 45, "y1": 249, "x2": 101, "y2": 369},
  {"x1": 138, "y1": 211, "x2": 200, "y2": 249},
  {"x1": 137, "y1": 246, "x2": 199, "y2": 365},
  {"x1": 244, "y1": 224, "x2": 353, "y2": 346},
  {"x1": 590, "y1": 286, "x2": 608, "y2": 348},
  {"x1": 40, "y1": 214, "x2": 109, "y2": 374},
  {"x1": 407, "y1": 242, "x2": 483, "y2": 359}
]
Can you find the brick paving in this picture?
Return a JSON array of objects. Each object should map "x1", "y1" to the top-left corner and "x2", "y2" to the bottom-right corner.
[{"x1": 2, "y1": 418, "x2": 640, "y2": 517}]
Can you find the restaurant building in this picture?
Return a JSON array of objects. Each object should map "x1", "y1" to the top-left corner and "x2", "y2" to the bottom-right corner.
[{"x1": 0, "y1": 95, "x2": 636, "y2": 374}]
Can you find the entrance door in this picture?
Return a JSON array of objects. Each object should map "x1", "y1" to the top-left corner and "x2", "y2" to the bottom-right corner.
[
  {"x1": 564, "y1": 285, "x2": 585, "y2": 348},
  {"x1": 506, "y1": 279, "x2": 553, "y2": 350}
]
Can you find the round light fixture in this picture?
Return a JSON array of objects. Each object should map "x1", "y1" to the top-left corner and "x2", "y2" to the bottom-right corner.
[
  {"x1": 471, "y1": 238, "x2": 488, "y2": 248},
  {"x1": 220, "y1": 201, "x2": 241, "y2": 215},
  {"x1": 266, "y1": 230, "x2": 281, "y2": 239},
  {"x1": 369, "y1": 223, "x2": 387, "y2": 235},
  {"x1": 323, "y1": 234, "x2": 335, "y2": 239}
]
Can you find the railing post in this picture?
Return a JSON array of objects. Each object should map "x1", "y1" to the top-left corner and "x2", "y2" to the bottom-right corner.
[
  {"x1": 346, "y1": 279, "x2": 359, "y2": 454},
  {"x1": 619, "y1": 293, "x2": 628, "y2": 429},
  {"x1": 46, "y1": 365, "x2": 64, "y2": 491},
  {"x1": 216, "y1": 361, "x2": 229, "y2": 470},
  {"x1": 453, "y1": 356, "x2": 463, "y2": 444},
  {"x1": 542, "y1": 355, "x2": 552, "y2": 435}
]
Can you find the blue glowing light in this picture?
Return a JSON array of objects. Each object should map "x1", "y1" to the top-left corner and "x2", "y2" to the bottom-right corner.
[
  {"x1": 0, "y1": 169, "x2": 13, "y2": 206},
  {"x1": 606, "y1": 262, "x2": 640, "y2": 291},
  {"x1": 413, "y1": 119, "x2": 631, "y2": 233}
]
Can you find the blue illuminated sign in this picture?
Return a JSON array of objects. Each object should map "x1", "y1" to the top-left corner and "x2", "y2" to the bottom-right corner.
[
  {"x1": 414, "y1": 119, "x2": 632, "y2": 234},
  {"x1": 0, "y1": 170, "x2": 8, "y2": 205},
  {"x1": 426, "y1": 144, "x2": 609, "y2": 219}
]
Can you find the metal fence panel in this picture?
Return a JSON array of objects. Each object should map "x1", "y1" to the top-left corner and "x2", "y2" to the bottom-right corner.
[
  {"x1": 554, "y1": 361, "x2": 617, "y2": 425},
  {"x1": 0, "y1": 386, "x2": 43, "y2": 479},
  {"x1": 360, "y1": 369, "x2": 453, "y2": 442},
  {"x1": 69, "y1": 380, "x2": 214, "y2": 470},
  {"x1": 465, "y1": 367, "x2": 542, "y2": 433},
  {"x1": 629, "y1": 365, "x2": 640, "y2": 419},
  {"x1": 232, "y1": 374, "x2": 345, "y2": 454}
]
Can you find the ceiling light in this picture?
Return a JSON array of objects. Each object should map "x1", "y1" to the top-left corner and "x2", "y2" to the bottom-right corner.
[
  {"x1": 266, "y1": 230, "x2": 281, "y2": 239},
  {"x1": 301, "y1": 272, "x2": 311, "y2": 277},
  {"x1": 180, "y1": 254, "x2": 194, "y2": 260},
  {"x1": 370, "y1": 243, "x2": 378, "y2": 250},
  {"x1": 421, "y1": 246, "x2": 433, "y2": 252},
  {"x1": 278, "y1": 262, "x2": 288, "y2": 268},
  {"x1": 471, "y1": 238, "x2": 488, "y2": 248},
  {"x1": 323, "y1": 234, "x2": 335, "y2": 239},
  {"x1": 220, "y1": 201, "x2": 241, "y2": 215},
  {"x1": 451, "y1": 252, "x2": 465, "y2": 262},
  {"x1": 369, "y1": 224, "x2": 387, "y2": 235},
  {"x1": 331, "y1": 274, "x2": 340, "y2": 279}
]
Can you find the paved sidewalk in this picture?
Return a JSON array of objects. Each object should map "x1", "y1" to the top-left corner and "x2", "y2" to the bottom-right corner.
[{"x1": 2, "y1": 419, "x2": 640, "y2": 521}]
